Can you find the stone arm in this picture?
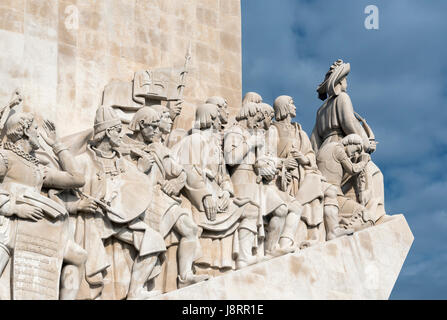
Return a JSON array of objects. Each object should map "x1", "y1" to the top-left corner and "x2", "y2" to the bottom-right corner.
[
  {"x1": 43, "y1": 143, "x2": 85, "y2": 190},
  {"x1": 224, "y1": 130, "x2": 252, "y2": 166},
  {"x1": 334, "y1": 145, "x2": 369, "y2": 176},
  {"x1": 162, "y1": 155, "x2": 187, "y2": 196},
  {"x1": 336, "y1": 92, "x2": 371, "y2": 149}
]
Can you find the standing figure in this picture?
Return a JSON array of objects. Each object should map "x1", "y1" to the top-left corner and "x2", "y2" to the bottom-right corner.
[
  {"x1": 125, "y1": 107, "x2": 209, "y2": 289},
  {"x1": 72, "y1": 106, "x2": 166, "y2": 300},
  {"x1": 270, "y1": 96, "x2": 351, "y2": 244},
  {"x1": 0, "y1": 113, "x2": 87, "y2": 300},
  {"x1": 224, "y1": 102, "x2": 301, "y2": 257},
  {"x1": 311, "y1": 59, "x2": 386, "y2": 223},
  {"x1": 172, "y1": 103, "x2": 262, "y2": 272}
]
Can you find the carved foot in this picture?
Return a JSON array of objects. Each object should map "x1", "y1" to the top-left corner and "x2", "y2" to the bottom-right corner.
[
  {"x1": 178, "y1": 273, "x2": 210, "y2": 289},
  {"x1": 127, "y1": 289, "x2": 162, "y2": 300},
  {"x1": 327, "y1": 226, "x2": 354, "y2": 241},
  {"x1": 265, "y1": 246, "x2": 295, "y2": 258},
  {"x1": 236, "y1": 256, "x2": 258, "y2": 269}
]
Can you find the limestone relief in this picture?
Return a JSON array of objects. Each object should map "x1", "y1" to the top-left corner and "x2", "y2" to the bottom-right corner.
[{"x1": 0, "y1": 57, "x2": 389, "y2": 300}]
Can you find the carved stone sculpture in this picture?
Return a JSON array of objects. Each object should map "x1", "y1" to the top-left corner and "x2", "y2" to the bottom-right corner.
[
  {"x1": 70, "y1": 106, "x2": 166, "y2": 300},
  {"x1": 270, "y1": 96, "x2": 352, "y2": 245},
  {"x1": 224, "y1": 102, "x2": 301, "y2": 258},
  {"x1": 124, "y1": 107, "x2": 209, "y2": 289},
  {"x1": 316, "y1": 134, "x2": 375, "y2": 231},
  {"x1": 311, "y1": 59, "x2": 386, "y2": 224},
  {"x1": 0, "y1": 113, "x2": 86, "y2": 300},
  {"x1": 172, "y1": 103, "x2": 262, "y2": 273}
]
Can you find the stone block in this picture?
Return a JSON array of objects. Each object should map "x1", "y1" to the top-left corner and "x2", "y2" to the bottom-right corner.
[{"x1": 155, "y1": 215, "x2": 414, "y2": 300}]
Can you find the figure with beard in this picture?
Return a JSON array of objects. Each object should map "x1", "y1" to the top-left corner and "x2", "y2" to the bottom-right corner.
[
  {"x1": 124, "y1": 107, "x2": 209, "y2": 289},
  {"x1": 0, "y1": 112, "x2": 87, "y2": 299},
  {"x1": 172, "y1": 103, "x2": 261, "y2": 272},
  {"x1": 150, "y1": 104, "x2": 173, "y2": 146},
  {"x1": 71, "y1": 106, "x2": 166, "y2": 300}
]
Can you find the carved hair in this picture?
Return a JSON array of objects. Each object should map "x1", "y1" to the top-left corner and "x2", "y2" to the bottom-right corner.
[
  {"x1": 195, "y1": 103, "x2": 219, "y2": 129},
  {"x1": 129, "y1": 107, "x2": 160, "y2": 133},
  {"x1": 236, "y1": 102, "x2": 259, "y2": 121},
  {"x1": 205, "y1": 96, "x2": 226, "y2": 108},
  {"x1": 242, "y1": 92, "x2": 262, "y2": 105},
  {"x1": 259, "y1": 102, "x2": 274, "y2": 118},
  {"x1": 5, "y1": 112, "x2": 34, "y2": 142},
  {"x1": 341, "y1": 134, "x2": 363, "y2": 147},
  {"x1": 273, "y1": 95, "x2": 292, "y2": 120}
]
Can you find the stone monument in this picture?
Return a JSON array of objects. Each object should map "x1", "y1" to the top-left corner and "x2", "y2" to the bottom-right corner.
[{"x1": 0, "y1": 1, "x2": 412, "y2": 300}]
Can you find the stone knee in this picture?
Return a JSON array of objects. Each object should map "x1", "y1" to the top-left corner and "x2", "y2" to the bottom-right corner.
[
  {"x1": 323, "y1": 185, "x2": 339, "y2": 208},
  {"x1": 273, "y1": 204, "x2": 288, "y2": 218},
  {"x1": 63, "y1": 240, "x2": 88, "y2": 266},
  {"x1": 174, "y1": 215, "x2": 200, "y2": 241}
]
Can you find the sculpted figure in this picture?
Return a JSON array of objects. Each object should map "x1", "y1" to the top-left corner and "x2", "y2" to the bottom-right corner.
[
  {"x1": 124, "y1": 107, "x2": 209, "y2": 288},
  {"x1": 0, "y1": 113, "x2": 86, "y2": 300},
  {"x1": 172, "y1": 103, "x2": 262, "y2": 272},
  {"x1": 224, "y1": 102, "x2": 301, "y2": 257},
  {"x1": 311, "y1": 59, "x2": 374, "y2": 153},
  {"x1": 312, "y1": 59, "x2": 386, "y2": 223},
  {"x1": 316, "y1": 134, "x2": 375, "y2": 231},
  {"x1": 149, "y1": 104, "x2": 173, "y2": 145},
  {"x1": 206, "y1": 96, "x2": 229, "y2": 131},
  {"x1": 270, "y1": 96, "x2": 352, "y2": 244},
  {"x1": 72, "y1": 106, "x2": 166, "y2": 300}
]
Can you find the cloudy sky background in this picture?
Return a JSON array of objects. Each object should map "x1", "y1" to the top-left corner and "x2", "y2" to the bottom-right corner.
[{"x1": 241, "y1": 0, "x2": 447, "y2": 299}]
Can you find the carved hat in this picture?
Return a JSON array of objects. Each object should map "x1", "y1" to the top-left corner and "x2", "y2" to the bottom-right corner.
[
  {"x1": 195, "y1": 103, "x2": 219, "y2": 129},
  {"x1": 94, "y1": 105, "x2": 122, "y2": 135},
  {"x1": 128, "y1": 107, "x2": 160, "y2": 132},
  {"x1": 317, "y1": 59, "x2": 350, "y2": 101},
  {"x1": 206, "y1": 96, "x2": 227, "y2": 109}
]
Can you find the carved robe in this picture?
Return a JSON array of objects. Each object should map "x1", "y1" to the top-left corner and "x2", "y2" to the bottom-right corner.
[
  {"x1": 311, "y1": 91, "x2": 370, "y2": 152},
  {"x1": 72, "y1": 146, "x2": 165, "y2": 300},
  {"x1": 172, "y1": 129, "x2": 260, "y2": 272},
  {"x1": 0, "y1": 147, "x2": 84, "y2": 300}
]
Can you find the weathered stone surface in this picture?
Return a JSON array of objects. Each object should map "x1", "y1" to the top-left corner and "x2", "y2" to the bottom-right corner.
[
  {"x1": 155, "y1": 214, "x2": 413, "y2": 300},
  {"x1": 0, "y1": 0, "x2": 242, "y2": 136}
]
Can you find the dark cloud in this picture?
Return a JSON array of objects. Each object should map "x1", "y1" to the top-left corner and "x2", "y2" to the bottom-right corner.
[{"x1": 242, "y1": 0, "x2": 447, "y2": 299}]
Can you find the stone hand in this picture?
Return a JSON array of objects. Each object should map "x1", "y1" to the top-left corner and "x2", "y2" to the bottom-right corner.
[
  {"x1": 284, "y1": 158, "x2": 298, "y2": 170},
  {"x1": 77, "y1": 198, "x2": 98, "y2": 214},
  {"x1": 203, "y1": 195, "x2": 218, "y2": 221},
  {"x1": 162, "y1": 180, "x2": 179, "y2": 196},
  {"x1": 218, "y1": 191, "x2": 230, "y2": 212},
  {"x1": 170, "y1": 100, "x2": 183, "y2": 120},
  {"x1": 41, "y1": 119, "x2": 59, "y2": 147},
  {"x1": 15, "y1": 204, "x2": 44, "y2": 222},
  {"x1": 137, "y1": 153, "x2": 155, "y2": 173},
  {"x1": 290, "y1": 150, "x2": 309, "y2": 165}
]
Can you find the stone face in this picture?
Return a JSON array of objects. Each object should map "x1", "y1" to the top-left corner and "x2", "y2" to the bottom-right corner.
[
  {"x1": 155, "y1": 215, "x2": 413, "y2": 300},
  {"x1": 0, "y1": 0, "x2": 242, "y2": 136}
]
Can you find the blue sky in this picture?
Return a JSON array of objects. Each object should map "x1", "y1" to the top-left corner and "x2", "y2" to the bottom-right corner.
[{"x1": 241, "y1": 0, "x2": 447, "y2": 299}]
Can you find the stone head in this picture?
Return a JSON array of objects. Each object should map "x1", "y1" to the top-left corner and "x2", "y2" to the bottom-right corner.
[
  {"x1": 5, "y1": 112, "x2": 40, "y2": 150},
  {"x1": 150, "y1": 105, "x2": 172, "y2": 135},
  {"x1": 273, "y1": 95, "x2": 295, "y2": 120},
  {"x1": 258, "y1": 103, "x2": 274, "y2": 130},
  {"x1": 92, "y1": 106, "x2": 123, "y2": 148},
  {"x1": 206, "y1": 96, "x2": 228, "y2": 125},
  {"x1": 242, "y1": 92, "x2": 263, "y2": 105},
  {"x1": 341, "y1": 134, "x2": 363, "y2": 161},
  {"x1": 236, "y1": 102, "x2": 261, "y2": 129},
  {"x1": 195, "y1": 103, "x2": 221, "y2": 131},
  {"x1": 129, "y1": 107, "x2": 161, "y2": 144}
]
